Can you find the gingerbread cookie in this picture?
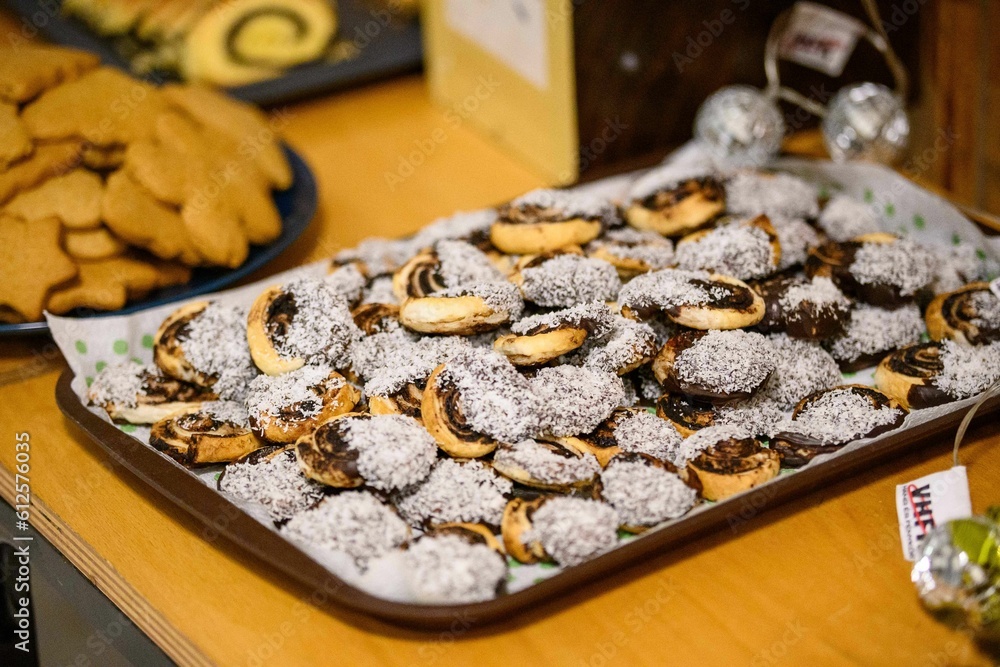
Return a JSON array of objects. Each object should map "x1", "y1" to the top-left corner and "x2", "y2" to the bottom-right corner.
[
  {"x1": 4, "y1": 169, "x2": 103, "y2": 229},
  {"x1": 161, "y1": 84, "x2": 292, "y2": 189},
  {"x1": 0, "y1": 103, "x2": 32, "y2": 169},
  {"x1": 64, "y1": 227, "x2": 127, "y2": 260},
  {"x1": 102, "y1": 170, "x2": 201, "y2": 265},
  {"x1": 0, "y1": 215, "x2": 76, "y2": 320},
  {"x1": 46, "y1": 255, "x2": 165, "y2": 314},
  {"x1": 0, "y1": 44, "x2": 99, "y2": 103},
  {"x1": 21, "y1": 67, "x2": 169, "y2": 146},
  {"x1": 0, "y1": 140, "x2": 82, "y2": 204}
]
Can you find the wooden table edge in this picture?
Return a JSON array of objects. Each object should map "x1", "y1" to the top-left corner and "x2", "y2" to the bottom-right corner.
[{"x1": 0, "y1": 463, "x2": 212, "y2": 666}]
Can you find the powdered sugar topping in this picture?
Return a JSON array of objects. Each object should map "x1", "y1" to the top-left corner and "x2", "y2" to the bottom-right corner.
[
  {"x1": 395, "y1": 459, "x2": 512, "y2": 527},
  {"x1": 675, "y1": 220, "x2": 776, "y2": 280},
  {"x1": 675, "y1": 330, "x2": 777, "y2": 394},
  {"x1": 532, "y1": 366, "x2": 625, "y2": 436},
  {"x1": 601, "y1": 458, "x2": 697, "y2": 526},
  {"x1": 342, "y1": 415, "x2": 437, "y2": 492},
  {"x1": 404, "y1": 534, "x2": 505, "y2": 603},
  {"x1": 281, "y1": 491, "x2": 409, "y2": 569},
  {"x1": 528, "y1": 497, "x2": 619, "y2": 566},
  {"x1": 520, "y1": 254, "x2": 621, "y2": 307}
]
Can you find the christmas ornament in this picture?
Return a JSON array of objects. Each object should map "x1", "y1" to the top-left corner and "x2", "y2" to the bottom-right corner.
[
  {"x1": 910, "y1": 379, "x2": 1000, "y2": 648},
  {"x1": 822, "y1": 82, "x2": 909, "y2": 163},
  {"x1": 912, "y1": 513, "x2": 1000, "y2": 646},
  {"x1": 694, "y1": 1, "x2": 911, "y2": 167},
  {"x1": 693, "y1": 86, "x2": 785, "y2": 167}
]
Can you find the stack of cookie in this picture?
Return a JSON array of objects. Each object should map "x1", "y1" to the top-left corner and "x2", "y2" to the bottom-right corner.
[
  {"x1": 0, "y1": 44, "x2": 291, "y2": 323},
  {"x1": 86, "y1": 164, "x2": 1000, "y2": 602}
]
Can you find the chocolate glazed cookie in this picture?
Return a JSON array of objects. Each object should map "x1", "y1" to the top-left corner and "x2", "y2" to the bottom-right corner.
[
  {"x1": 752, "y1": 275, "x2": 851, "y2": 339},
  {"x1": 421, "y1": 365, "x2": 498, "y2": 458},
  {"x1": 625, "y1": 174, "x2": 726, "y2": 237},
  {"x1": 685, "y1": 435, "x2": 779, "y2": 502},
  {"x1": 295, "y1": 415, "x2": 366, "y2": 488},
  {"x1": 874, "y1": 342, "x2": 953, "y2": 410},
  {"x1": 805, "y1": 234, "x2": 933, "y2": 308},
  {"x1": 926, "y1": 282, "x2": 1000, "y2": 346},
  {"x1": 151, "y1": 408, "x2": 264, "y2": 466},
  {"x1": 771, "y1": 385, "x2": 907, "y2": 467}
]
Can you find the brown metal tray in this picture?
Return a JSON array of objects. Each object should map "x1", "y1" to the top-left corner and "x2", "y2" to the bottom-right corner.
[{"x1": 55, "y1": 369, "x2": 1000, "y2": 630}]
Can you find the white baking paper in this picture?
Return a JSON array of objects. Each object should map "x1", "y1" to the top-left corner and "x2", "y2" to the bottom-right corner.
[{"x1": 46, "y1": 148, "x2": 1000, "y2": 604}]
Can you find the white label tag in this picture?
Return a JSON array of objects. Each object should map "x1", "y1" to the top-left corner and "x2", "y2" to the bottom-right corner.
[
  {"x1": 896, "y1": 466, "x2": 972, "y2": 561},
  {"x1": 989, "y1": 277, "x2": 1000, "y2": 300},
  {"x1": 778, "y1": 2, "x2": 864, "y2": 77},
  {"x1": 444, "y1": 0, "x2": 550, "y2": 90}
]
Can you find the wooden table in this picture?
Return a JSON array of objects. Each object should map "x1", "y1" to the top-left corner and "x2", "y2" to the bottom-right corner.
[{"x1": 2, "y1": 30, "x2": 1000, "y2": 667}]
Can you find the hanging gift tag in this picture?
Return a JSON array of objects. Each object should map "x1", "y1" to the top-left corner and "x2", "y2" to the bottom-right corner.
[
  {"x1": 896, "y1": 466, "x2": 972, "y2": 561},
  {"x1": 778, "y1": 2, "x2": 865, "y2": 77}
]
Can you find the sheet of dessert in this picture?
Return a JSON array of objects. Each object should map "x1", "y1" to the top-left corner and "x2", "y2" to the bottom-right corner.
[{"x1": 50, "y1": 146, "x2": 1000, "y2": 606}]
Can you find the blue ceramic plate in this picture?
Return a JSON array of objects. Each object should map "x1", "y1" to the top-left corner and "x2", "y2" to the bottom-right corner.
[{"x1": 1, "y1": 146, "x2": 317, "y2": 337}]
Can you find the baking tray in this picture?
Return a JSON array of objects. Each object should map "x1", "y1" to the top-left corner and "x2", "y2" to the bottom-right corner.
[
  {"x1": 3, "y1": 0, "x2": 422, "y2": 106},
  {"x1": 55, "y1": 370, "x2": 1000, "y2": 630},
  {"x1": 0, "y1": 145, "x2": 317, "y2": 337}
]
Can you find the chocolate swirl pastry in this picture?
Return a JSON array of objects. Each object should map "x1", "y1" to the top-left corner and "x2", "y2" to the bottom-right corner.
[
  {"x1": 655, "y1": 393, "x2": 716, "y2": 437},
  {"x1": 421, "y1": 365, "x2": 499, "y2": 458},
  {"x1": 246, "y1": 285, "x2": 303, "y2": 375},
  {"x1": 246, "y1": 368, "x2": 359, "y2": 444},
  {"x1": 392, "y1": 248, "x2": 448, "y2": 301},
  {"x1": 805, "y1": 234, "x2": 934, "y2": 308},
  {"x1": 555, "y1": 407, "x2": 642, "y2": 467},
  {"x1": 771, "y1": 385, "x2": 907, "y2": 467},
  {"x1": 399, "y1": 288, "x2": 518, "y2": 335},
  {"x1": 585, "y1": 228, "x2": 674, "y2": 279},
  {"x1": 501, "y1": 496, "x2": 550, "y2": 564},
  {"x1": 295, "y1": 414, "x2": 366, "y2": 488},
  {"x1": 89, "y1": 364, "x2": 217, "y2": 424},
  {"x1": 494, "y1": 326, "x2": 589, "y2": 367},
  {"x1": 674, "y1": 214, "x2": 782, "y2": 280},
  {"x1": 625, "y1": 174, "x2": 725, "y2": 237},
  {"x1": 494, "y1": 302, "x2": 612, "y2": 367},
  {"x1": 153, "y1": 300, "x2": 215, "y2": 387},
  {"x1": 151, "y1": 405, "x2": 264, "y2": 466},
  {"x1": 217, "y1": 444, "x2": 327, "y2": 524},
  {"x1": 874, "y1": 342, "x2": 952, "y2": 411},
  {"x1": 492, "y1": 438, "x2": 601, "y2": 492},
  {"x1": 491, "y1": 189, "x2": 610, "y2": 255},
  {"x1": 926, "y1": 282, "x2": 1000, "y2": 346},
  {"x1": 684, "y1": 434, "x2": 780, "y2": 502},
  {"x1": 350, "y1": 302, "x2": 400, "y2": 335},
  {"x1": 181, "y1": 0, "x2": 338, "y2": 87},
  {"x1": 653, "y1": 330, "x2": 775, "y2": 404},
  {"x1": 752, "y1": 275, "x2": 852, "y2": 339},
  {"x1": 601, "y1": 452, "x2": 700, "y2": 532},
  {"x1": 368, "y1": 380, "x2": 425, "y2": 419},
  {"x1": 620, "y1": 271, "x2": 766, "y2": 330},
  {"x1": 394, "y1": 246, "x2": 521, "y2": 335}
]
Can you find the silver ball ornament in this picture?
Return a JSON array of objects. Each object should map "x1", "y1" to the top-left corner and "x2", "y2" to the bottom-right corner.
[
  {"x1": 694, "y1": 85, "x2": 785, "y2": 167},
  {"x1": 822, "y1": 82, "x2": 909, "y2": 164}
]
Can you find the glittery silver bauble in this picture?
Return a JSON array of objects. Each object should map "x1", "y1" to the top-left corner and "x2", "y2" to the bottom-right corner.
[
  {"x1": 912, "y1": 516, "x2": 1000, "y2": 644},
  {"x1": 822, "y1": 82, "x2": 909, "y2": 164},
  {"x1": 694, "y1": 85, "x2": 785, "y2": 167}
]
